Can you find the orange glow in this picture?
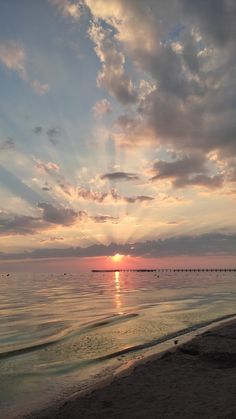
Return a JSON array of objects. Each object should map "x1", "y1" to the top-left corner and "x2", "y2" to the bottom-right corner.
[{"x1": 111, "y1": 253, "x2": 124, "y2": 263}]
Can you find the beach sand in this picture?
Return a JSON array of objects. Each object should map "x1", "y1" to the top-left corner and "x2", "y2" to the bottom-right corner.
[{"x1": 29, "y1": 320, "x2": 236, "y2": 419}]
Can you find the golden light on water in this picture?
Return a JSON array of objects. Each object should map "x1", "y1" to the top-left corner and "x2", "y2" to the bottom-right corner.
[
  {"x1": 114, "y1": 271, "x2": 122, "y2": 313},
  {"x1": 115, "y1": 271, "x2": 120, "y2": 290}
]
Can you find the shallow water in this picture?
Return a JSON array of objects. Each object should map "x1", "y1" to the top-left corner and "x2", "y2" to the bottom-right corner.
[{"x1": 0, "y1": 271, "x2": 235, "y2": 418}]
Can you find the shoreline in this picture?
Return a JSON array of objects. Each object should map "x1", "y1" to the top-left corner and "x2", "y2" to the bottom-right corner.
[{"x1": 27, "y1": 315, "x2": 236, "y2": 419}]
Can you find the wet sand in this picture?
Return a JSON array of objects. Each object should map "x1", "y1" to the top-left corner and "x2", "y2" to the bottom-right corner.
[{"x1": 29, "y1": 320, "x2": 236, "y2": 419}]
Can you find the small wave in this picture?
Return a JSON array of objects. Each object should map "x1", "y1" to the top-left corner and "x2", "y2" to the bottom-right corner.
[
  {"x1": 0, "y1": 312, "x2": 139, "y2": 361},
  {"x1": 84, "y1": 313, "x2": 139, "y2": 330},
  {"x1": 0, "y1": 325, "x2": 72, "y2": 360},
  {"x1": 0, "y1": 340, "x2": 58, "y2": 360}
]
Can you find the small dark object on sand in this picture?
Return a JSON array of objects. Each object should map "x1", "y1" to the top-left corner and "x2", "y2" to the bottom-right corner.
[
  {"x1": 174, "y1": 340, "x2": 178, "y2": 345},
  {"x1": 6, "y1": 273, "x2": 10, "y2": 277}
]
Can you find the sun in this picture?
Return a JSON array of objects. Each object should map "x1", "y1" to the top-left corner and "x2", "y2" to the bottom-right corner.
[{"x1": 111, "y1": 253, "x2": 124, "y2": 263}]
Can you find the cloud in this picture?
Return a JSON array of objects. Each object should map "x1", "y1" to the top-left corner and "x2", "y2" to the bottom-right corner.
[
  {"x1": 101, "y1": 171, "x2": 139, "y2": 181},
  {"x1": 35, "y1": 160, "x2": 60, "y2": 174},
  {"x1": 130, "y1": 233, "x2": 236, "y2": 258},
  {"x1": 0, "y1": 40, "x2": 26, "y2": 78},
  {"x1": 0, "y1": 203, "x2": 83, "y2": 236},
  {"x1": 151, "y1": 154, "x2": 206, "y2": 181},
  {"x1": 31, "y1": 80, "x2": 50, "y2": 95},
  {"x1": 227, "y1": 160, "x2": 236, "y2": 183},
  {"x1": 77, "y1": 187, "x2": 108, "y2": 202},
  {"x1": 91, "y1": 215, "x2": 119, "y2": 223},
  {"x1": 38, "y1": 202, "x2": 80, "y2": 226},
  {"x1": 0, "y1": 212, "x2": 41, "y2": 236},
  {"x1": 40, "y1": 236, "x2": 64, "y2": 243},
  {"x1": 0, "y1": 40, "x2": 49, "y2": 95},
  {"x1": 33, "y1": 126, "x2": 43, "y2": 134},
  {"x1": 180, "y1": 0, "x2": 236, "y2": 48},
  {"x1": 173, "y1": 174, "x2": 224, "y2": 189},
  {"x1": 0, "y1": 233, "x2": 235, "y2": 260},
  {"x1": 46, "y1": 127, "x2": 61, "y2": 144},
  {"x1": 41, "y1": 184, "x2": 52, "y2": 192},
  {"x1": 80, "y1": 0, "x2": 236, "y2": 165},
  {"x1": 88, "y1": 21, "x2": 137, "y2": 104},
  {"x1": 150, "y1": 154, "x2": 224, "y2": 189},
  {"x1": 109, "y1": 188, "x2": 154, "y2": 204},
  {"x1": 33, "y1": 127, "x2": 61, "y2": 143},
  {"x1": 50, "y1": 0, "x2": 82, "y2": 20},
  {"x1": 0, "y1": 138, "x2": 15, "y2": 151},
  {"x1": 0, "y1": 201, "x2": 122, "y2": 236},
  {"x1": 60, "y1": 184, "x2": 154, "y2": 205},
  {"x1": 50, "y1": 1, "x2": 236, "y2": 159},
  {"x1": 123, "y1": 195, "x2": 154, "y2": 204},
  {"x1": 37, "y1": 202, "x2": 123, "y2": 228},
  {"x1": 92, "y1": 98, "x2": 112, "y2": 119},
  {"x1": 84, "y1": 0, "x2": 161, "y2": 59}
]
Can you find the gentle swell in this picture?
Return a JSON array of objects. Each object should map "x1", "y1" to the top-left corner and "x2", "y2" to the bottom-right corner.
[
  {"x1": 83, "y1": 313, "x2": 139, "y2": 330},
  {"x1": 1, "y1": 312, "x2": 235, "y2": 362},
  {"x1": 0, "y1": 312, "x2": 139, "y2": 360}
]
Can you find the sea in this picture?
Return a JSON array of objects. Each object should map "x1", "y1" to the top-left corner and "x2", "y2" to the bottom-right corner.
[{"x1": 0, "y1": 270, "x2": 235, "y2": 418}]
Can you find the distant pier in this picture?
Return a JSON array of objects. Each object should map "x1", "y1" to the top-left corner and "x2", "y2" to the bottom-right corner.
[
  {"x1": 92, "y1": 268, "x2": 236, "y2": 273},
  {"x1": 92, "y1": 269, "x2": 157, "y2": 272}
]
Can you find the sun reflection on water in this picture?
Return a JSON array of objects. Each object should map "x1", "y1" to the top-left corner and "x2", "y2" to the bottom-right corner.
[{"x1": 114, "y1": 271, "x2": 123, "y2": 314}]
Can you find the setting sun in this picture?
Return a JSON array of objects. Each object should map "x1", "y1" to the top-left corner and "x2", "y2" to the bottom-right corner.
[{"x1": 111, "y1": 253, "x2": 124, "y2": 263}]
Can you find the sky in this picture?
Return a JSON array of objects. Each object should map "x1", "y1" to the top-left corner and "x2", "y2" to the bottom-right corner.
[{"x1": 0, "y1": 0, "x2": 236, "y2": 271}]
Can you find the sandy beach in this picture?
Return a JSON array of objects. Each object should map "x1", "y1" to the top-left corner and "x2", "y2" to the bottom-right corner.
[{"x1": 29, "y1": 319, "x2": 236, "y2": 419}]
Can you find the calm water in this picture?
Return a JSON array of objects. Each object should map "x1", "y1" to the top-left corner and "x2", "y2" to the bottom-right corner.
[{"x1": 0, "y1": 271, "x2": 236, "y2": 418}]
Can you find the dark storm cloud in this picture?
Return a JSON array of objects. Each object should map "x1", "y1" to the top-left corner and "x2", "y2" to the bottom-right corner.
[
  {"x1": 0, "y1": 138, "x2": 15, "y2": 150},
  {"x1": 0, "y1": 233, "x2": 235, "y2": 260},
  {"x1": 101, "y1": 172, "x2": 139, "y2": 181}
]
